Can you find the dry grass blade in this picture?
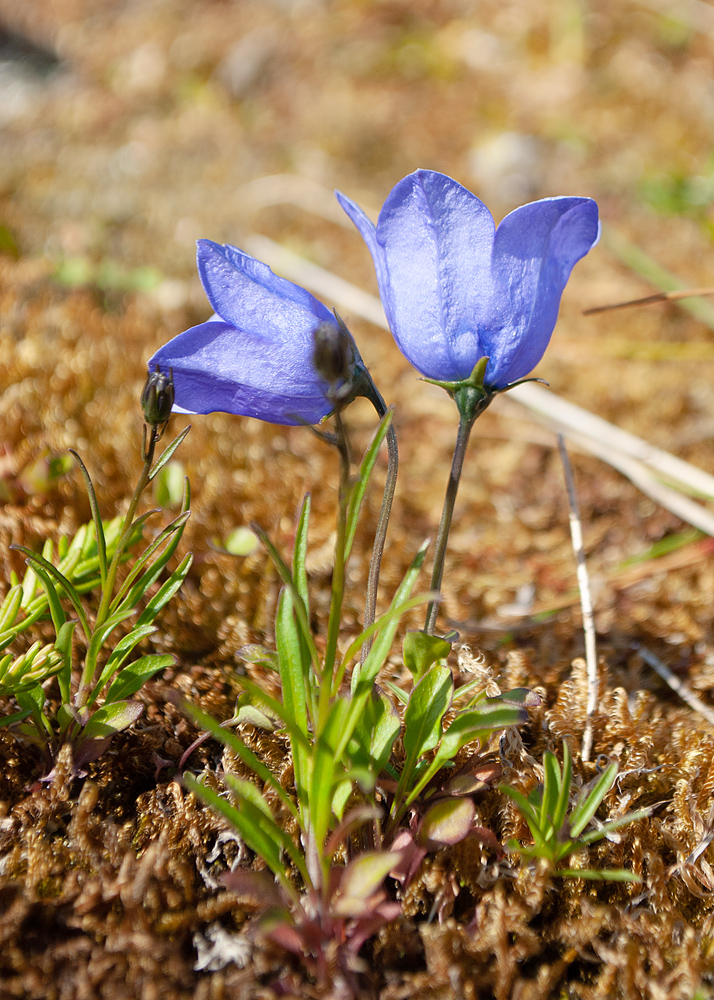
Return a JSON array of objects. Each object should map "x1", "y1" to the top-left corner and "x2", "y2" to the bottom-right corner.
[
  {"x1": 635, "y1": 644, "x2": 714, "y2": 727},
  {"x1": 583, "y1": 287, "x2": 714, "y2": 315},
  {"x1": 557, "y1": 436, "x2": 598, "y2": 763}
]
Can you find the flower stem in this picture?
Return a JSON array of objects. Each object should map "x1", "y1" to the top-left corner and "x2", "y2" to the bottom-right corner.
[{"x1": 424, "y1": 412, "x2": 474, "y2": 635}]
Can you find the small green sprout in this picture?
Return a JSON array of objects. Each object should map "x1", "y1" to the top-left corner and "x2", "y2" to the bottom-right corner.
[{"x1": 501, "y1": 741, "x2": 649, "y2": 881}]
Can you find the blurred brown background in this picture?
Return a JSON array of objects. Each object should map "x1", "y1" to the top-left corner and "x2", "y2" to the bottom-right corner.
[{"x1": 1, "y1": 0, "x2": 713, "y2": 655}]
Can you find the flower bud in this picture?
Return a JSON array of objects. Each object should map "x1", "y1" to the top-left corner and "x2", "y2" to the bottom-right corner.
[
  {"x1": 142, "y1": 366, "x2": 175, "y2": 427},
  {"x1": 312, "y1": 318, "x2": 354, "y2": 400}
]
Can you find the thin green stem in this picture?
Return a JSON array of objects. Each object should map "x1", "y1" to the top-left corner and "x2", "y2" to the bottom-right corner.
[{"x1": 425, "y1": 412, "x2": 474, "y2": 634}]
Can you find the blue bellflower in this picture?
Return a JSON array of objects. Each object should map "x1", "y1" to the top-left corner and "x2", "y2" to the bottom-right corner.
[
  {"x1": 336, "y1": 170, "x2": 600, "y2": 390},
  {"x1": 148, "y1": 240, "x2": 352, "y2": 426}
]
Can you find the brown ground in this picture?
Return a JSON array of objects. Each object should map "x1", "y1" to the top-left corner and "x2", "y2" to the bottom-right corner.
[{"x1": 1, "y1": 1, "x2": 714, "y2": 997}]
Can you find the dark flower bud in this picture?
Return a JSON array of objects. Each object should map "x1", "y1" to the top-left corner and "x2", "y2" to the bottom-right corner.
[
  {"x1": 142, "y1": 365, "x2": 175, "y2": 427},
  {"x1": 312, "y1": 317, "x2": 354, "y2": 401}
]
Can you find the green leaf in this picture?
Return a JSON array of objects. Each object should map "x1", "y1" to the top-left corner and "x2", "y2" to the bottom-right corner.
[
  {"x1": 69, "y1": 450, "x2": 107, "y2": 586},
  {"x1": 181, "y1": 700, "x2": 299, "y2": 821},
  {"x1": 402, "y1": 665, "x2": 453, "y2": 764},
  {"x1": 578, "y1": 807, "x2": 652, "y2": 845},
  {"x1": 403, "y1": 630, "x2": 452, "y2": 683},
  {"x1": 344, "y1": 408, "x2": 393, "y2": 561},
  {"x1": 335, "y1": 541, "x2": 429, "y2": 765},
  {"x1": 0, "y1": 708, "x2": 32, "y2": 729},
  {"x1": 81, "y1": 700, "x2": 144, "y2": 740},
  {"x1": 338, "y1": 592, "x2": 437, "y2": 681},
  {"x1": 185, "y1": 773, "x2": 304, "y2": 899},
  {"x1": 419, "y1": 797, "x2": 475, "y2": 847},
  {"x1": 552, "y1": 741, "x2": 572, "y2": 835},
  {"x1": 350, "y1": 686, "x2": 400, "y2": 779},
  {"x1": 0, "y1": 584, "x2": 22, "y2": 633},
  {"x1": 570, "y1": 763, "x2": 618, "y2": 838},
  {"x1": 310, "y1": 698, "x2": 350, "y2": 862},
  {"x1": 90, "y1": 624, "x2": 158, "y2": 699},
  {"x1": 55, "y1": 620, "x2": 76, "y2": 704},
  {"x1": 111, "y1": 510, "x2": 191, "y2": 612},
  {"x1": 30, "y1": 564, "x2": 67, "y2": 636},
  {"x1": 153, "y1": 461, "x2": 185, "y2": 508},
  {"x1": 292, "y1": 494, "x2": 310, "y2": 612},
  {"x1": 148, "y1": 425, "x2": 191, "y2": 482},
  {"x1": 555, "y1": 868, "x2": 641, "y2": 882},
  {"x1": 251, "y1": 523, "x2": 321, "y2": 676},
  {"x1": 135, "y1": 553, "x2": 192, "y2": 627},
  {"x1": 103, "y1": 653, "x2": 174, "y2": 702},
  {"x1": 333, "y1": 850, "x2": 402, "y2": 917},
  {"x1": 11, "y1": 546, "x2": 91, "y2": 640}
]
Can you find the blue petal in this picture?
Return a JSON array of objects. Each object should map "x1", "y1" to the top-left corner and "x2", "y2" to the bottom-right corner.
[
  {"x1": 375, "y1": 170, "x2": 496, "y2": 381},
  {"x1": 196, "y1": 240, "x2": 335, "y2": 341},
  {"x1": 148, "y1": 320, "x2": 332, "y2": 426},
  {"x1": 485, "y1": 197, "x2": 600, "y2": 387}
]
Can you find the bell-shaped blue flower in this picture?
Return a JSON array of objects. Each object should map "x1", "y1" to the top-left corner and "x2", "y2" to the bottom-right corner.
[
  {"x1": 148, "y1": 240, "x2": 351, "y2": 425},
  {"x1": 336, "y1": 170, "x2": 600, "y2": 389}
]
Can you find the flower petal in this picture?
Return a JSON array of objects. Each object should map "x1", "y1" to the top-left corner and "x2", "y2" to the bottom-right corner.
[
  {"x1": 485, "y1": 197, "x2": 600, "y2": 387},
  {"x1": 148, "y1": 320, "x2": 332, "y2": 425},
  {"x1": 374, "y1": 170, "x2": 497, "y2": 382},
  {"x1": 196, "y1": 240, "x2": 335, "y2": 340}
]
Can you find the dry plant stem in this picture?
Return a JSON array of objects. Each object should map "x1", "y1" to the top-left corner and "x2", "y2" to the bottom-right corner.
[
  {"x1": 75, "y1": 425, "x2": 159, "y2": 709},
  {"x1": 558, "y1": 434, "x2": 598, "y2": 763},
  {"x1": 425, "y1": 412, "x2": 473, "y2": 635},
  {"x1": 635, "y1": 643, "x2": 714, "y2": 726},
  {"x1": 583, "y1": 286, "x2": 714, "y2": 315},
  {"x1": 361, "y1": 383, "x2": 398, "y2": 661}
]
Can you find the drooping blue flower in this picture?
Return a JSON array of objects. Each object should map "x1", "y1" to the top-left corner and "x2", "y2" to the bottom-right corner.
[
  {"x1": 336, "y1": 170, "x2": 600, "y2": 389},
  {"x1": 148, "y1": 240, "x2": 353, "y2": 425}
]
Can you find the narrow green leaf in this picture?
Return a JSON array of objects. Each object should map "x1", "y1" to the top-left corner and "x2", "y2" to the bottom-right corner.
[
  {"x1": 11, "y1": 546, "x2": 91, "y2": 640},
  {"x1": 252, "y1": 524, "x2": 321, "y2": 675},
  {"x1": 350, "y1": 686, "x2": 400, "y2": 779},
  {"x1": 292, "y1": 494, "x2": 310, "y2": 611},
  {"x1": 148, "y1": 425, "x2": 191, "y2": 482},
  {"x1": 555, "y1": 868, "x2": 641, "y2": 882},
  {"x1": 181, "y1": 700, "x2": 299, "y2": 821},
  {"x1": 135, "y1": 553, "x2": 192, "y2": 627},
  {"x1": 0, "y1": 585, "x2": 22, "y2": 633},
  {"x1": 69, "y1": 450, "x2": 107, "y2": 586},
  {"x1": 110, "y1": 511, "x2": 190, "y2": 611},
  {"x1": 339, "y1": 591, "x2": 437, "y2": 678},
  {"x1": 552, "y1": 741, "x2": 572, "y2": 834},
  {"x1": 30, "y1": 564, "x2": 67, "y2": 635},
  {"x1": 541, "y1": 751, "x2": 561, "y2": 835},
  {"x1": 0, "y1": 708, "x2": 32, "y2": 728},
  {"x1": 344, "y1": 408, "x2": 393, "y2": 561},
  {"x1": 402, "y1": 665, "x2": 453, "y2": 764},
  {"x1": 103, "y1": 653, "x2": 174, "y2": 702},
  {"x1": 578, "y1": 807, "x2": 652, "y2": 845},
  {"x1": 335, "y1": 541, "x2": 429, "y2": 764},
  {"x1": 570, "y1": 763, "x2": 618, "y2": 837},
  {"x1": 82, "y1": 700, "x2": 144, "y2": 740},
  {"x1": 276, "y1": 587, "x2": 310, "y2": 797},
  {"x1": 500, "y1": 784, "x2": 545, "y2": 836},
  {"x1": 55, "y1": 620, "x2": 76, "y2": 704},
  {"x1": 185, "y1": 773, "x2": 303, "y2": 899}
]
